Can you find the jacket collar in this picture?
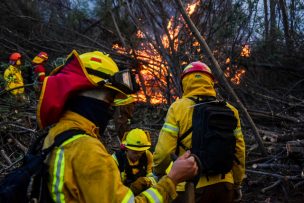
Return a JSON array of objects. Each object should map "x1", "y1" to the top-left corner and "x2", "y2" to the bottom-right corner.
[
  {"x1": 43, "y1": 111, "x2": 100, "y2": 148},
  {"x1": 182, "y1": 72, "x2": 216, "y2": 98}
]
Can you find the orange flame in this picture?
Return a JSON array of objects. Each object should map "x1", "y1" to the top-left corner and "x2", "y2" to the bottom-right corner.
[
  {"x1": 224, "y1": 55, "x2": 246, "y2": 85},
  {"x1": 241, "y1": 44, "x2": 250, "y2": 57},
  {"x1": 186, "y1": 2, "x2": 200, "y2": 15},
  {"x1": 225, "y1": 64, "x2": 246, "y2": 85},
  {"x1": 231, "y1": 68, "x2": 246, "y2": 85},
  {"x1": 113, "y1": 2, "x2": 200, "y2": 104}
]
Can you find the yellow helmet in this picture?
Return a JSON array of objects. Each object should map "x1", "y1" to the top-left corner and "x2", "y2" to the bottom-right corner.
[
  {"x1": 79, "y1": 51, "x2": 139, "y2": 98},
  {"x1": 122, "y1": 128, "x2": 151, "y2": 151},
  {"x1": 32, "y1": 52, "x2": 48, "y2": 64}
]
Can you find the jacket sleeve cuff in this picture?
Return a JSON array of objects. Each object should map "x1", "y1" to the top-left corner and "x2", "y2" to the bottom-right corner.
[{"x1": 155, "y1": 175, "x2": 177, "y2": 200}]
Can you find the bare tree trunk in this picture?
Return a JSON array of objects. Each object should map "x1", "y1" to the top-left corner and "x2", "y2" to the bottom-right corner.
[
  {"x1": 269, "y1": 0, "x2": 277, "y2": 45},
  {"x1": 263, "y1": 0, "x2": 269, "y2": 41},
  {"x1": 174, "y1": 0, "x2": 267, "y2": 155},
  {"x1": 278, "y1": 0, "x2": 293, "y2": 51},
  {"x1": 289, "y1": 0, "x2": 295, "y2": 41},
  {"x1": 110, "y1": 10, "x2": 127, "y2": 48}
]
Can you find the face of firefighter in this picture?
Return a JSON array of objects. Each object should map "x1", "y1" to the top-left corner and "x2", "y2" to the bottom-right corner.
[{"x1": 126, "y1": 149, "x2": 145, "y2": 163}]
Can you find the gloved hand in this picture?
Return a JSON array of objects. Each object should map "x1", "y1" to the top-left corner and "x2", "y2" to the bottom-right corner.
[
  {"x1": 233, "y1": 185, "x2": 242, "y2": 202},
  {"x1": 146, "y1": 176, "x2": 158, "y2": 186},
  {"x1": 129, "y1": 177, "x2": 153, "y2": 195}
]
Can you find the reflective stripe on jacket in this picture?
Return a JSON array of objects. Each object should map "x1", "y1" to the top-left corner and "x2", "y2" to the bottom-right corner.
[
  {"x1": 153, "y1": 73, "x2": 246, "y2": 191},
  {"x1": 4, "y1": 65, "x2": 24, "y2": 95},
  {"x1": 43, "y1": 111, "x2": 177, "y2": 202}
]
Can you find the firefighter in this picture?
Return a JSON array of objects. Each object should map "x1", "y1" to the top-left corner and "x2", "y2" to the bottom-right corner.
[
  {"x1": 112, "y1": 128, "x2": 157, "y2": 195},
  {"x1": 153, "y1": 61, "x2": 245, "y2": 203},
  {"x1": 39, "y1": 50, "x2": 198, "y2": 203},
  {"x1": 3, "y1": 52, "x2": 25, "y2": 100},
  {"x1": 113, "y1": 96, "x2": 135, "y2": 140},
  {"x1": 32, "y1": 51, "x2": 48, "y2": 91}
]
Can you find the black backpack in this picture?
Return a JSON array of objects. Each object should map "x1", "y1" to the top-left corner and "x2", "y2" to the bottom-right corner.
[
  {"x1": 0, "y1": 129, "x2": 84, "y2": 203},
  {"x1": 176, "y1": 97, "x2": 238, "y2": 178}
]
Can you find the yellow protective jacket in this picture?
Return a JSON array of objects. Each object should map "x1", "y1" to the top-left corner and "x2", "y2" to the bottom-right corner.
[
  {"x1": 3, "y1": 65, "x2": 24, "y2": 95},
  {"x1": 153, "y1": 73, "x2": 245, "y2": 191},
  {"x1": 43, "y1": 111, "x2": 177, "y2": 203}
]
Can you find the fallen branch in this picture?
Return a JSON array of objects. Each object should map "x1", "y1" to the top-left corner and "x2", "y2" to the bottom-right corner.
[
  {"x1": 9, "y1": 135, "x2": 27, "y2": 153},
  {"x1": 248, "y1": 176, "x2": 265, "y2": 186},
  {"x1": 246, "y1": 156, "x2": 272, "y2": 165},
  {"x1": 252, "y1": 163, "x2": 301, "y2": 170},
  {"x1": 294, "y1": 180, "x2": 304, "y2": 189},
  {"x1": 0, "y1": 83, "x2": 36, "y2": 96},
  {"x1": 0, "y1": 156, "x2": 24, "y2": 174},
  {"x1": 276, "y1": 133, "x2": 304, "y2": 143},
  {"x1": 246, "y1": 169, "x2": 303, "y2": 180},
  {"x1": 0, "y1": 149, "x2": 12, "y2": 165},
  {"x1": 7, "y1": 124, "x2": 36, "y2": 133},
  {"x1": 249, "y1": 109, "x2": 301, "y2": 123},
  {"x1": 261, "y1": 179, "x2": 282, "y2": 193}
]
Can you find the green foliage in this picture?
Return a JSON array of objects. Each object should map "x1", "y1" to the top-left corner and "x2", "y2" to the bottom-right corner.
[{"x1": 52, "y1": 57, "x2": 66, "y2": 68}]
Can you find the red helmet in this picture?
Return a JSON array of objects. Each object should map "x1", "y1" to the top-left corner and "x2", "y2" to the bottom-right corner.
[
  {"x1": 37, "y1": 52, "x2": 48, "y2": 60},
  {"x1": 181, "y1": 61, "x2": 214, "y2": 80},
  {"x1": 9, "y1": 52, "x2": 22, "y2": 61}
]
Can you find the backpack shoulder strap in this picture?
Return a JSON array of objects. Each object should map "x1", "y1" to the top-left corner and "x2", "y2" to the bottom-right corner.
[
  {"x1": 53, "y1": 129, "x2": 86, "y2": 147},
  {"x1": 141, "y1": 151, "x2": 148, "y2": 168},
  {"x1": 115, "y1": 151, "x2": 126, "y2": 172},
  {"x1": 188, "y1": 96, "x2": 217, "y2": 104},
  {"x1": 175, "y1": 127, "x2": 192, "y2": 156},
  {"x1": 42, "y1": 129, "x2": 86, "y2": 156}
]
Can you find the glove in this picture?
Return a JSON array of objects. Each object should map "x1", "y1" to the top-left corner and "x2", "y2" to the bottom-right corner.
[
  {"x1": 129, "y1": 177, "x2": 153, "y2": 195},
  {"x1": 146, "y1": 176, "x2": 158, "y2": 186},
  {"x1": 233, "y1": 185, "x2": 242, "y2": 202}
]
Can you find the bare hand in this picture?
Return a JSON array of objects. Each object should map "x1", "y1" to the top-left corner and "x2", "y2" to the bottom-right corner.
[{"x1": 167, "y1": 151, "x2": 198, "y2": 185}]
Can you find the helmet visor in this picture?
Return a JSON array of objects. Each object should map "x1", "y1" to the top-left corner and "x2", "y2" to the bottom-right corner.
[{"x1": 112, "y1": 69, "x2": 139, "y2": 94}]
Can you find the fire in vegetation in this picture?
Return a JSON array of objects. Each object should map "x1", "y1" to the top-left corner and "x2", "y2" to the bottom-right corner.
[
  {"x1": 114, "y1": 2, "x2": 248, "y2": 103},
  {"x1": 241, "y1": 44, "x2": 251, "y2": 58},
  {"x1": 224, "y1": 44, "x2": 250, "y2": 85}
]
